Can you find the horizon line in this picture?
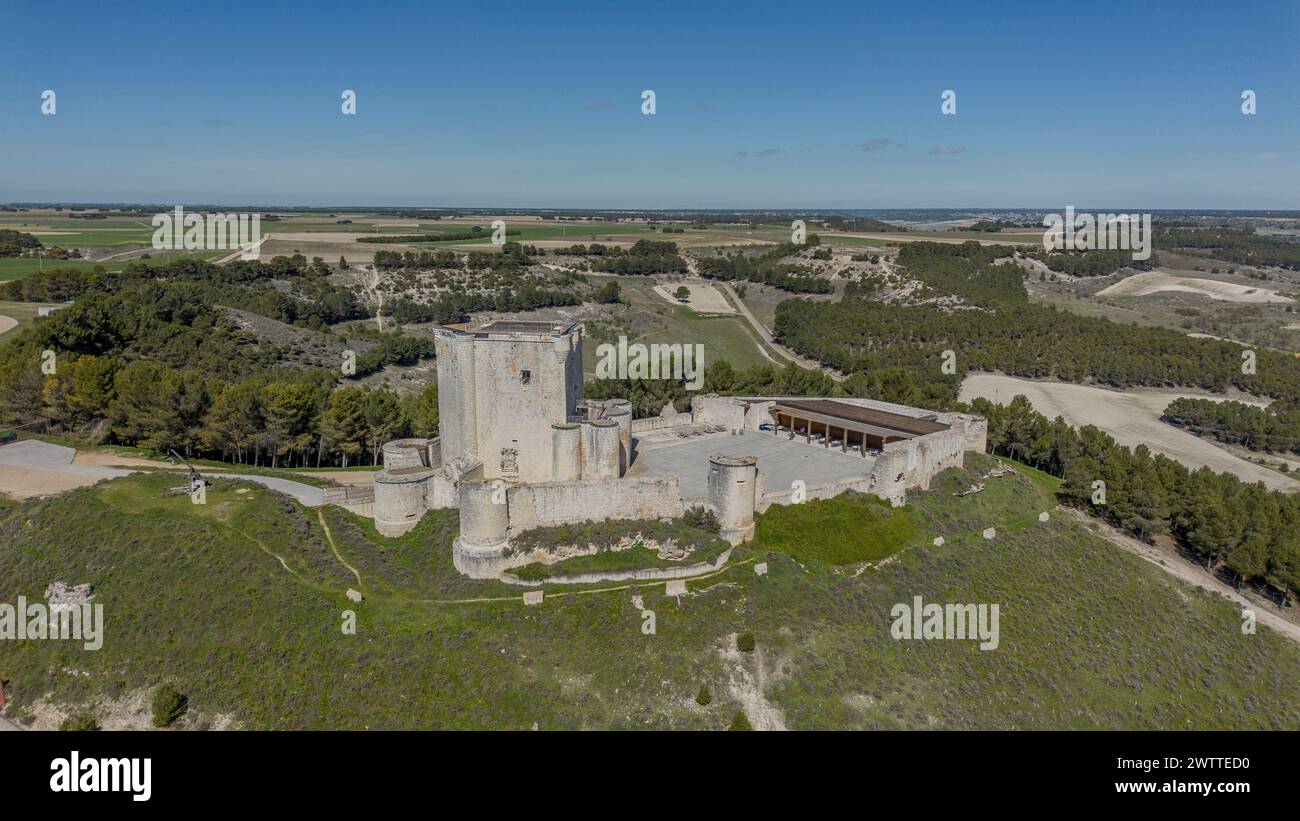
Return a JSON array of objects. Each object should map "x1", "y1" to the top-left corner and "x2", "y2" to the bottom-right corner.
[{"x1": 5, "y1": 202, "x2": 1299, "y2": 214}]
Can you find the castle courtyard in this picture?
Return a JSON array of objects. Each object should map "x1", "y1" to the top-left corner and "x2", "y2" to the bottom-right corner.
[{"x1": 636, "y1": 431, "x2": 877, "y2": 502}]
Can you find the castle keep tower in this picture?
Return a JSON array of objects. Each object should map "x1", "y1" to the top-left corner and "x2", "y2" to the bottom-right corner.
[{"x1": 433, "y1": 320, "x2": 585, "y2": 484}]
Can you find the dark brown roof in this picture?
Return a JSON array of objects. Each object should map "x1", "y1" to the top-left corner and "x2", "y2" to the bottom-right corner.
[{"x1": 773, "y1": 399, "x2": 949, "y2": 436}]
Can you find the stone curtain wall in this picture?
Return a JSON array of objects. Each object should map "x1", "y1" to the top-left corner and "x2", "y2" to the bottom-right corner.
[
  {"x1": 508, "y1": 476, "x2": 685, "y2": 532},
  {"x1": 756, "y1": 474, "x2": 874, "y2": 512},
  {"x1": 867, "y1": 426, "x2": 968, "y2": 505},
  {"x1": 631, "y1": 413, "x2": 694, "y2": 433},
  {"x1": 691, "y1": 396, "x2": 748, "y2": 430}
]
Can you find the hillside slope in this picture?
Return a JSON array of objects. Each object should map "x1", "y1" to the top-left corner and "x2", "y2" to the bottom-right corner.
[{"x1": 0, "y1": 457, "x2": 1296, "y2": 730}]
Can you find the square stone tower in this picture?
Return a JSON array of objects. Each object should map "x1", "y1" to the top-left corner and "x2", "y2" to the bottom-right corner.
[{"x1": 433, "y1": 320, "x2": 584, "y2": 483}]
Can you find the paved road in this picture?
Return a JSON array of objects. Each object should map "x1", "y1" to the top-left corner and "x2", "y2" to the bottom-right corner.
[
  {"x1": 0, "y1": 315, "x2": 16, "y2": 336},
  {"x1": 0, "y1": 440, "x2": 323, "y2": 507},
  {"x1": 0, "y1": 440, "x2": 133, "y2": 479},
  {"x1": 0, "y1": 715, "x2": 21, "y2": 731},
  {"x1": 213, "y1": 234, "x2": 270, "y2": 264},
  {"x1": 219, "y1": 474, "x2": 323, "y2": 507}
]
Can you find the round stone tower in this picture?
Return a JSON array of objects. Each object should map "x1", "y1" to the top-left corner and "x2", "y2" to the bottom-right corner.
[
  {"x1": 382, "y1": 438, "x2": 434, "y2": 470},
  {"x1": 583, "y1": 419, "x2": 621, "y2": 479},
  {"x1": 452, "y1": 480, "x2": 512, "y2": 578},
  {"x1": 708, "y1": 453, "x2": 758, "y2": 545},
  {"x1": 604, "y1": 400, "x2": 633, "y2": 474},
  {"x1": 374, "y1": 465, "x2": 436, "y2": 537},
  {"x1": 551, "y1": 423, "x2": 582, "y2": 481}
]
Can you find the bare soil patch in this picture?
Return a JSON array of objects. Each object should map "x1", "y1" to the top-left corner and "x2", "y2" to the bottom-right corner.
[
  {"x1": 0, "y1": 465, "x2": 104, "y2": 498},
  {"x1": 958, "y1": 374, "x2": 1298, "y2": 492},
  {"x1": 1098, "y1": 271, "x2": 1293, "y2": 303},
  {"x1": 652, "y1": 281, "x2": 735, "y2": 314}
]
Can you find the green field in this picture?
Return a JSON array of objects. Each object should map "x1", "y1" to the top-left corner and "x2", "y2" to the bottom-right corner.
[
  {"x1": 0, "y1": 219, "x2": 158, "y2": 247},
  {"x1": 0, "y1": 257, "x2": 132, "y2": 282},
  {"x1": 582, "y1": 275, "x2": 772, "y2": 371},
  {"x1": 0, "y1": 250, "x2": 232, "y2": 281},
  {"x1": 2, "y1": 452, "x2": 1297, "y2": 730}
]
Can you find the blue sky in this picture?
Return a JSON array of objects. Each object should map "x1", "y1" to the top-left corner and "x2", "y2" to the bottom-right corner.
[{"x1": 1, "y1": 0, "x2": 1297, "y2": 209}]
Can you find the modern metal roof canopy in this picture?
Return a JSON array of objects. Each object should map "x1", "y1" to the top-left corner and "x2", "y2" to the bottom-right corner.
[{"x1": 772, "y1": 399, "x2": 949, "y2": 437}]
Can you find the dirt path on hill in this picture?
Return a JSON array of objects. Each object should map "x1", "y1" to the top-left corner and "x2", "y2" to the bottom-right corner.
[
  {"x1": 317, "y1": 509, "x2": 363, "y2": 588},
  {"x1": 716, "y1": 281, "x2": 846, "y2": 379}
]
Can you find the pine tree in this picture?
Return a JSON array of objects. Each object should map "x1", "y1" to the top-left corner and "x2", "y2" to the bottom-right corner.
[
  {"x1": 409, "y1": 383, "x2": 439, "y2": 438},
  {"x1": 321, "y1": 388, "x2": 367, "y2": 468}
]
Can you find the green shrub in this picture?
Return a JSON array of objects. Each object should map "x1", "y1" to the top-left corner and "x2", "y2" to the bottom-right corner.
[
  {"x1": 695, "y1": 685, "x2": 712, "y2": 707},
  {"x1": 151, "y1": 684, "x2": 188, "y2": 728},
  {"x1": 737, "y1": 632, "x2": 755, "y2": 653},
  {"x1": 59, "y1": 712, "x2": 99, "y2": 731},
  {"x1": 754, "y1": 491, "x2": 916, "y2": 564},
  {"x1": 729, "y1": 710, "x2": 753, "y2": 730},
  {"x1": 682, "y1": 506, "x2": 720, "y2": 534}
]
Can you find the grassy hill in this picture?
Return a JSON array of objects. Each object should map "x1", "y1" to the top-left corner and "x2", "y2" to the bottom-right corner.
[{"x1": 1, "y1": 454, "x2": 1297, "y2": 730}]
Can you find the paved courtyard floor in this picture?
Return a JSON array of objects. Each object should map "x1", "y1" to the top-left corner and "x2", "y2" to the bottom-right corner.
[{"x1": 636, "y1": 431, "x2": 874, "y2": 499}]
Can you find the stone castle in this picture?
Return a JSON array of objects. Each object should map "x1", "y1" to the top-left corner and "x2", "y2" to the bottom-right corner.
[{"x1": 372, "y1": 319, "x2": 986, "y2": 579}]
